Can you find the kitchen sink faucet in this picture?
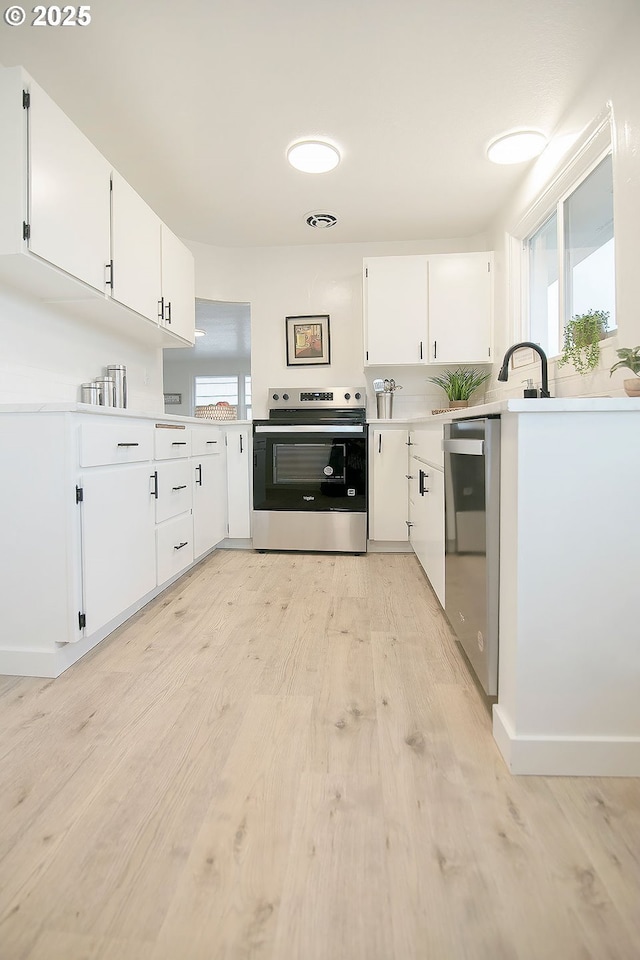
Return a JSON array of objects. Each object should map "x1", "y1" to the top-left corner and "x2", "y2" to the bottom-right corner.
[{"x1": 497, "y1": 342, "x2": 550, "y2": 397}]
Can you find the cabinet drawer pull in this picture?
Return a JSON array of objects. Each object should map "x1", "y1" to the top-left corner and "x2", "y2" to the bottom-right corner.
[
  {"x1": 165, "y1": 301, "x2": 172, "y2": 324},
  {"x1": 150, "y1": 471, "x2": 158, "y2": 499},
  {"x1": 378, "y1": 434, "x2": 382, "y2": 454},
  {"x1": 240, "y1": 435, "x2": 244, "y2": 454},
  {"x1": 419, "y1": 340, "x2": 423, "y2": 360},
  {"x1": 406, "y1": 521, "x2": 414, "y2": 528},
  {"x1": 174, "y1": 541, "x2": 188, "y2": 551},
  {"x1": 433, "y1": 340, "x2": 437, "y2": 359},
  {"x1": 171, "y1": 441, "x2": 187, "y2": 446},
  {"x1": 405, "y1": 474, "x2": 414, "y2": 479},
  {"x1": 158, "y1": 297, "x2": 164, "y2": 321},
  {"x1": 195, "y1": 464, "x2": 202, "y2": 486},
  {"x1": 117, "y1": 442, "x2": 139, "y2": 447},
  {"x1": 172, "y1": 484, "x2": 187, "y2": 491},
  {"x1": 206, "y1": 440, "x2": 218, "y2": 444}
]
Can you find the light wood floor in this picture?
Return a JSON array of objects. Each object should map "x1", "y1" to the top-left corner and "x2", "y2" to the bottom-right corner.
[{"x1": 1, "y1": 551, "x2": 639, "y2": 960}]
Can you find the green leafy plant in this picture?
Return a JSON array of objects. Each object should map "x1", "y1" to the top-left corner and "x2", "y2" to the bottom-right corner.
[
  {"x1": 557, "y1": 309, "x2": 609, "y2": 374},
  {"x1": 427, "y1": 367, "x2": 492, "y2": 402},
  {"x1": 610, "y1": 346, "x2": 640, "y2": 378}
]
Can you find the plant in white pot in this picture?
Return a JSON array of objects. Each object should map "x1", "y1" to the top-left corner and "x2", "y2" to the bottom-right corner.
[
  {"x1": 610, "y1": 346, "x2": 640, "y2": 396},
  {"x1": 427, "y1": 367, "x2": 491, "y2": 409}
]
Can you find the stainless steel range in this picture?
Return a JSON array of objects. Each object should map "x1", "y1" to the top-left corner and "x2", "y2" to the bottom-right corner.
[{"x1": 252, "y1": 387, "x2": 368, "y2": 553}]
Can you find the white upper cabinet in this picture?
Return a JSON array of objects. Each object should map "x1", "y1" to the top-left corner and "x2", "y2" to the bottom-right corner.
[
  {"x1": 160, "y1": 223, "x2": 195, "y2": 344},
  {"x1": 364, "y1": 256, "x2": 428, "y2": 365},
  {"x1": 363, "y1": 252, "x2": 493, "y2": 368},
  {"x1": 427, "y1": 253, "x2": 493, "y2": 364},
  {"x1": 0, "y1": 65, "x2": 195, "y2": 347},
  {"x1": 110, "y1": 171, "x2": 162, "y2": 322},
  {"x1": 28, "y1": 77, "x2": 112, "y2": 293}
]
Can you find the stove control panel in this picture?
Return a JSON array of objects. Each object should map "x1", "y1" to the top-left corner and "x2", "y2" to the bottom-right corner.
[{"x1": 268, "y1": 387, "x2": 366, "y2": 410}]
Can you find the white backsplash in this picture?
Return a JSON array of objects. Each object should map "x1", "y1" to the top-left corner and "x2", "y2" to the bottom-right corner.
[{"x1": 0, "y1": 286, "x2": 164, "y2": 412}]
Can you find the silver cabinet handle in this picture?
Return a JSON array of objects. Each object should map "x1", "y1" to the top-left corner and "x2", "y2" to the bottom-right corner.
[{"x1": 443, "y1": 438, "x2": 484, "y2": 455}]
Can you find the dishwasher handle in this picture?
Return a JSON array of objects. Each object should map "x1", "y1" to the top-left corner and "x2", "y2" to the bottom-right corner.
[{"x1": 443, "y1": 438, "x2": 485, "y2": 456}]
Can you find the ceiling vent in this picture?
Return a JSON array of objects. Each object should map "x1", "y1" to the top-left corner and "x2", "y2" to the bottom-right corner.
[{"x1": 305, "y1": 212, "x2": 338, "y2": 229}]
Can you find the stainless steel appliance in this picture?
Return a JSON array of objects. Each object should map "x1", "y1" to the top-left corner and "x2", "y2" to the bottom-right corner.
[
  {"x1": 252, "y1": 387, "x2": 367, "y2": 553},
  {"x1": 444, "y1": 417, "x2": 500, "y2": 695}
]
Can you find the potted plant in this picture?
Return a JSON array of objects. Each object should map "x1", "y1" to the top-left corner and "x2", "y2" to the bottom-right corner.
[
  {"x1": 427, "y1": 367, "x2": 491, "y2": 409},
  {"x1": 557, "y1": 309, "x2": 609, "y2": 374},
  {"x1": 610, "y1": 346, "x2": 640, "y2": 396}
]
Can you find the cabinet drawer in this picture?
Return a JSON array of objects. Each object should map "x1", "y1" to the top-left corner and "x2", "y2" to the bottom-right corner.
[
  {"x1": 79, "y1": 422, "x2": 153, "y2": 467},
  {"x1": 155, "y1": 460, "x2": 193, "y2": 522},
  {"x1": 154, "y1": 425, "x2": 191, "y2": 460},
  {"x1": 191, "y1": 426, "x2": 223, "y2": 457},
  {"x1": 156, "y1": 513, "x2": 194, "y2": 585},
  {"x1": 410, "y1": 425, "x2": 444, "y2": 468}
]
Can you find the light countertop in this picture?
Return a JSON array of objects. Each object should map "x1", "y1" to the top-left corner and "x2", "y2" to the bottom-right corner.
[
  {"x1": 0, "y1": 402, "x2": 252, "y2": 426},
  {"x1": 367, "y1": 396, "x2": 640, "y2": 424}
]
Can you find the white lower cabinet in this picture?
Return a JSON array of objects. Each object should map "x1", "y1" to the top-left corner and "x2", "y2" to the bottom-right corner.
[
  {"x1": 156, "y1": 513, "x2": 194, "y2": 585},
  {"x1": 81, "y1": 463, "x2": 157, "y2": 636},
  {"x1": 409, "y1": 455, "x2": 445, "y2": 607},
  {"x1": 0, "y1": 410, "x2": 236, "y2": 679},
  {"x1": 369, "y1": 426, "x2": 409, "y2": 542},
  {"x1": 225, "y1": 425, "x2": 251, "y2": 539},
  {"x1": 193, "y1": 451, "x2": 227, "y2": 559}
]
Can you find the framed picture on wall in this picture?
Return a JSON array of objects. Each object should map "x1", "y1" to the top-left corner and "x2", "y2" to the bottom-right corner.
[{"x1": 285, "y1": 315, "x2": 331, "y2": 366}]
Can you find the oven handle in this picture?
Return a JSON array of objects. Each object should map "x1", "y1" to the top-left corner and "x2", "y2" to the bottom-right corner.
[{"x1": 254, "y1": 424, "x2": 366, "y2": 434}]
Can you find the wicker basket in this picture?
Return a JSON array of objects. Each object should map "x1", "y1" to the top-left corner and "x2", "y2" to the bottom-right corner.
[{"x1": 195, "y1": 403, "x2": 238, "y2": 421}]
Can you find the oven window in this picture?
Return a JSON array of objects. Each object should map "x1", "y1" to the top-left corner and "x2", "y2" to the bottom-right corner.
[{"x1": 273, "y1": 443, "x2": 346, "y2": 484}]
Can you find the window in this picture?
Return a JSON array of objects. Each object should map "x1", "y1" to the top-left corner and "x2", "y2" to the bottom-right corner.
[
  {"x1": 525, "y1": 152, "x2": 615, "y2": 356},
  {"x1": 195, "y1": 375, "x2": 252, "y2": 419}
]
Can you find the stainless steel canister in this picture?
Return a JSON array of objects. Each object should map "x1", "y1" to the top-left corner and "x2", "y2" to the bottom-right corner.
[
  {"x1": 80, "y1": 382, "x2": 100, "y2": 405},
  {"x1": 376, "y1": 392, "x2": 393, "y2": 419},
  {"x1": 106, "y1": 364, "x2": 127, "y2": 408},
  {"x1": 94, "y1": 377, "x2": 116, "y2": 407}
]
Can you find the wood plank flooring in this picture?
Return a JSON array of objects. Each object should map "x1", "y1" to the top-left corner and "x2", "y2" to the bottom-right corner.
[{"x1": 0, "y1": 550, "x2": 639, "y2": 960}]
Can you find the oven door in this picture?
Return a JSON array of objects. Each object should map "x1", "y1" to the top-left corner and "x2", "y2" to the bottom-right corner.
[{"x1": 253, "y1": 423, "x2": 367, "y2": 512}]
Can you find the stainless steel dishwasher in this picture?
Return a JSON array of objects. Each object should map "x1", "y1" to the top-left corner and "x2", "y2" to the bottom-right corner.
[{"x1": 443, "y1": 417, "x2": 500, "y2": 695}]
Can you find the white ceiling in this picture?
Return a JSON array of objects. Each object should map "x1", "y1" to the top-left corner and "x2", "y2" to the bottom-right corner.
[{"x1": 0, "y1": 0, "x2": 636, "y2": 247}]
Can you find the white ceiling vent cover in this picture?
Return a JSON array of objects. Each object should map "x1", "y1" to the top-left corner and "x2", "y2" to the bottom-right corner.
[{"x1": 305, "y1": 212, "x2": 338, "y2": 229}]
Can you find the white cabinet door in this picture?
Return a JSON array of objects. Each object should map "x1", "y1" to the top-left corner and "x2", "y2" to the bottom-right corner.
[
  {"x1": 369, "y1": 427, "x2": 409, "y2": 541},
  {"x1": 409, "y1": 458, "x2": 445, "y2": 607},
  {"x1": 428, "y1": 253, "x2": 493, "y2": 364},
  {"x1": 364, "y1": 256, "x2": 428, "y2": 365},
  {"x1": 110, "y1": 171, "x2": 162, "y2": 322},
  {"x1": 80, "y1": 463, "x2": 157, "y2": 636},
  {"x1": 226, "y1": 426, "x2": 251, "y2": 538},
  {"x1": 193, "y1": 455, "x2": 227, "y2": 558},
  {"x1": 28, "y1": 78, "x2": 111, "y2": 293},
  {"x1": 160, "y1": 223, "x2": 195, "y2": 344}
]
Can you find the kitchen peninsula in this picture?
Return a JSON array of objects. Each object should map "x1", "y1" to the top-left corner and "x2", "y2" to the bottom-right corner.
[{"x1": 371, "y1": 398, "x2": 640, "y2": 776}]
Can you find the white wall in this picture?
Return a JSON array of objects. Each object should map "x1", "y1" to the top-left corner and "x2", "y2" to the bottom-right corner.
[
  {"x1": 0, "y1": 285, "x2": 163, "y2": 411},
  {"x1": 487, "y1": 6, "x2": 640, "y2": 402},
  {"x1": 188, "y1": 236, "x2": 488, "y2": 419}
]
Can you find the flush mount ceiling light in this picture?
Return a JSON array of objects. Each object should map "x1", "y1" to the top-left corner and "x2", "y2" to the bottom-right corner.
[
  {"x1": 194, "y1": 328, "x2": 206, "y2": 337},
  {"x1": 486, "y1": 130, "x2": 547, "y2": 164},
  {"x1": 305, "y1": 211, "x2": 338, "y2": 229},
  {"x1": 287, "y1": 139, "x2": 341, "y2": 173}
]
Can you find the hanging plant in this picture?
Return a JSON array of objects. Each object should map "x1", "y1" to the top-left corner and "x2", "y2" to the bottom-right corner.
[{"x1": 557, "y1": 309, "x2": 609, "y2": 375}]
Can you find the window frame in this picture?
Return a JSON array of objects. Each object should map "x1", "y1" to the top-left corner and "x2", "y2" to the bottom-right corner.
[
  {"x1": 193, "y1": 374, "x2": 252, "y2": 420},
  {"x1": 509, "y1": 109, "x2": 614, "y2": 358}
]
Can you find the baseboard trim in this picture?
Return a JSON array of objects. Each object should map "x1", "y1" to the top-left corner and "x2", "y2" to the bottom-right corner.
[
  {"x1": 367, "y1": 540, "x2": 412, "y2": 553},
  {"x1": 493, "y1": 705, "x2": 640, "y2": 776}
]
